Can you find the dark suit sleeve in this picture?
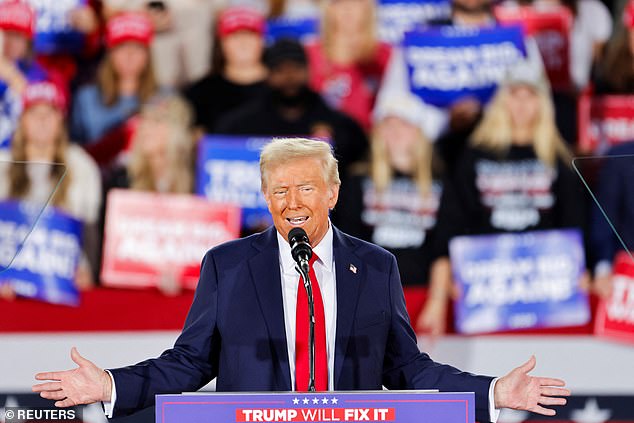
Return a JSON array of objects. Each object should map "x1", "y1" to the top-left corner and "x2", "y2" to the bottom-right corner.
[
  {"x1": 108, "y1": 251, "x2": 221, "y2": 417},
  {"x1": 381, "y1": 255, "x2": 495, "y2": 422}
]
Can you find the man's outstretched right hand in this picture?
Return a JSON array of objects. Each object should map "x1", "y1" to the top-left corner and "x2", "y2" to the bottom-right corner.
[{"x1": 32, "y1": 347, "x2": 112, "y2": 407}]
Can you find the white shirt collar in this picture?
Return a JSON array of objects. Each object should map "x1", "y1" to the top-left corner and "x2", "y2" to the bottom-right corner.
[{"x1": 277, "y1": 222, "x2": 334, "y2": 276}]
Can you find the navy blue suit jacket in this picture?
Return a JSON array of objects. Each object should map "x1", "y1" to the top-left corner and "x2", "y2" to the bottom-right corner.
[{"x1": 109, "y1": 226, "x2": 494, "y2": 421}]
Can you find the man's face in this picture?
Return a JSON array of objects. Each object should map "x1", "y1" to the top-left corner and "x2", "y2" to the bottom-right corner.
[
  {"x1": 263, "y1": 157, "x2": 339, "y2": 247},
  {"x1": 267, "y1": 60, "x2": 309, "y2": 99}
]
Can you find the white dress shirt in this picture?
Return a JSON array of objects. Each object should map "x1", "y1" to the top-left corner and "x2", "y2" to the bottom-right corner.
[
  {"x1": 104, "y1": 223, "x2": 500, "y2": 421},
  {"x1": 277, "y1": 224, "x2": 337, "y2": 390}
]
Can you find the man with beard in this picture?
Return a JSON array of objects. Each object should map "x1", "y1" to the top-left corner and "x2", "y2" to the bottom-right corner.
[{"x1": 213, "y1": 38, "x2": 369, "y2": 179}]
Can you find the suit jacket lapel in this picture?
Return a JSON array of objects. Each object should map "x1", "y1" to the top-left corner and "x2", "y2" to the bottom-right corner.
[
  {"x1": 332, "y1": 227, "x2": 362, "y2": 388},
  {"x1": 248, "y1": 226, "x2": 292, "y2": 390}
]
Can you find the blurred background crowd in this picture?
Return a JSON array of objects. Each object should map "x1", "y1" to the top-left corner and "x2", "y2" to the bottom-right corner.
[{"x1": 0, "y1": 0, "x2": 633, "y2": 338}]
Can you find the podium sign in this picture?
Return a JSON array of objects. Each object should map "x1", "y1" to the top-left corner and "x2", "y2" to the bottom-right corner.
[{"x1": 156, "y1": 391, "x2": 474, "y2": 423}]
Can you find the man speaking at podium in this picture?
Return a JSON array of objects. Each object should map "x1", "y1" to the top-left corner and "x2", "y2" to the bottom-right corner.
[{"x1": 33, "y1": 138, "x2": 569, "y2": 422}]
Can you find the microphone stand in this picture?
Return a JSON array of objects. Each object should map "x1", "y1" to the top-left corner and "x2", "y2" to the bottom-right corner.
[{"x1": 296, "y1": 259, "x2": 316, "y2": 392}]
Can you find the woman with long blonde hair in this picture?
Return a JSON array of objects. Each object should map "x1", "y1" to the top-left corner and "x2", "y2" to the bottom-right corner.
[
  {"x1": 71, "y1": 12, "x2": 159, "y2": 145},
  {"x1": 439, "y1": 61, "x2": 580, "y2": 237},
  {"x1": 422, "y1": 62, "x2": 588, "y2": 335},
  {"x1": 470, "y1": 70, "x2": 572, "y2": 169},
  {"x1": 333, "y1": 93, "x2": 449, "y2": 333},
  {"x1": 305, "y1": 0, "x2": 391, "y2": 132},
  {"x1": 108, "y1": 94, "x2": 194, "y2": 194},
  {"x1": 0, "y1": 81, "x2": 102, "y2": 296}
]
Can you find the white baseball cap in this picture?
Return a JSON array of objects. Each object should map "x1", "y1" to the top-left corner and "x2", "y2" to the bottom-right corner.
[
  {"x1": 503, "y1": 59, "x2": 550, "y2": 93},
  {"x1": 373, "y1": 93, "x2": 428, "y2": 132}
]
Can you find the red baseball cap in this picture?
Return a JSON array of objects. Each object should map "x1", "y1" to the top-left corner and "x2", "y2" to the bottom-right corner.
[
  {"x1": 106, "y1": 12, "x2": 154, "y2": 48},
  {"x1": 217, "y1": 6, "x2": 265, "y2": 38},
  {"x1": 23, "y1": 81, "x2": 67, "y2": 112},
  {"x1": 0, "y1": 0, "x2": 35, "y2": 40},
  {"x1": 624, "y1": 0, "x2": 634, "y2": 29}
]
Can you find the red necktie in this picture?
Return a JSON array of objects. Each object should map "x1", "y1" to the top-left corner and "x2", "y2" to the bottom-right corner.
[{"x1": 295, "y1": 253, "x2": 328, "y2": 391}]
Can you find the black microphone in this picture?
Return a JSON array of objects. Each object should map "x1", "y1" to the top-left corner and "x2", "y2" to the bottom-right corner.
[
  {"x1": 288, "y1": 227, "x2": 312, "y2": 268},
  {"x1": 288, "y1": 227, "x2": 316, "y2": 391}
]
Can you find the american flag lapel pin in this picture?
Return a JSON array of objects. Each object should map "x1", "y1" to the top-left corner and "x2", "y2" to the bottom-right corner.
[{"x1": 349, "y1": 264, "x2": 357, "y2": 274}]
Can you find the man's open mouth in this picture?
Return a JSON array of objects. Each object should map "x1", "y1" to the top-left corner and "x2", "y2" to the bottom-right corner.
[{"x1": 286, "y1": 216, "x2": 309, "y2": 225}]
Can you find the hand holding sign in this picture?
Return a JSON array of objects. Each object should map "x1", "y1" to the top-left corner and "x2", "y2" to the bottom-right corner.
[
  {"x1": 593, "y1": 272, "x2": 614, "y2": 299},
  {"x1": 0, "y1": 58, "x2": 27, "y2": 94},
  {"x1": 495, "y1": 355, "x2": 570, "y2": 416},
  {"x1": 33, "y1": 347, "x2": 111, "y2": 407}
]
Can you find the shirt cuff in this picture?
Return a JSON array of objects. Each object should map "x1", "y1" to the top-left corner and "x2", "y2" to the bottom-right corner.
[
  {"x1": 489, "y1": 377, "x2": 501, "y2": 423},
  {"x1": 102, "y1": 370, "x2": 117, "y2": 418}
]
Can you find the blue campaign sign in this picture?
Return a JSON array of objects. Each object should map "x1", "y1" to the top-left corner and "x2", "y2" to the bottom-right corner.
[
  {"x1": 0, "y1": 200, "x2": 82, "y2": 306},
  {"x1": 0, "y1": 61, "x2": 49, "y2": 148},
  {"x1": 29, "y1": 0, "x2": 86, "y2": 55},
  {"x1": 449, "y1": 229, "x2": 590, "y2": 334},
  {"x1": 0, "y1": 84, "x2": 22, "y2": 149},
  {"x1": 196, "y1": 136, "x2": 273, "y2": 231},
  {"x1": 403, "y1": 25, "x2": 527, "y2": 108},
  {"x1": 377, "y1": 0, "x2": 451, "y2": 44},
  {"x1": 266, "y1": 17, "x2": 319, "y2": 45}
]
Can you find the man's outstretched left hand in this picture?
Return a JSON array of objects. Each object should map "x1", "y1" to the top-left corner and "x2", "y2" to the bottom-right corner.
[{"x1": 494, "y1": 355, "x2": 570, "y2": 416}]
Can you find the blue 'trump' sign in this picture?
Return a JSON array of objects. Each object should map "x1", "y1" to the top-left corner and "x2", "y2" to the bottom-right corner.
[
  {"x1": 0, "y1": 200, "x2": 82, "y2": 306},
  {"x1": 196, "y1": 136, "x2": 273, "y2": 232},
  {"x1": 450, "y1": 229, "x2": 590, "y2": 334},
  {"x1": 403, "y1": 25, "x2": 526, "y2": 108}
]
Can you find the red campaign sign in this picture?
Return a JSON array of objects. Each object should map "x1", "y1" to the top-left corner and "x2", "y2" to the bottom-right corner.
[
  {"x1": 595, "y1": 251, "x2": 634, "y2": 343},
  {"x1": 578, "y1": 94, "x2": 634, "y2": 153},
  {"x1": 101, "y1": 189, "x2": 241, "y2": 290},
  {"x1": 494, "y1": 5, "x2": 572, "y2": 91}
]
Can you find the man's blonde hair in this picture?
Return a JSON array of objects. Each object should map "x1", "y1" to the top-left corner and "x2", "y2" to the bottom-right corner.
[{"x1": 260, "y1": 138, "x2": 341, "y2": 190}]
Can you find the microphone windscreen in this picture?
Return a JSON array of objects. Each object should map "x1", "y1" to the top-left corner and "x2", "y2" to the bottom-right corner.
[{"x1": 288, "y1": 227, "x2": 309, "y2": 244}]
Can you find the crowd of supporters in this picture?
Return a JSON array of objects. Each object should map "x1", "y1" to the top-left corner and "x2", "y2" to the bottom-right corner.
[{"x1": 0, "y1": 0, "x2": 632, "y2": 335}]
